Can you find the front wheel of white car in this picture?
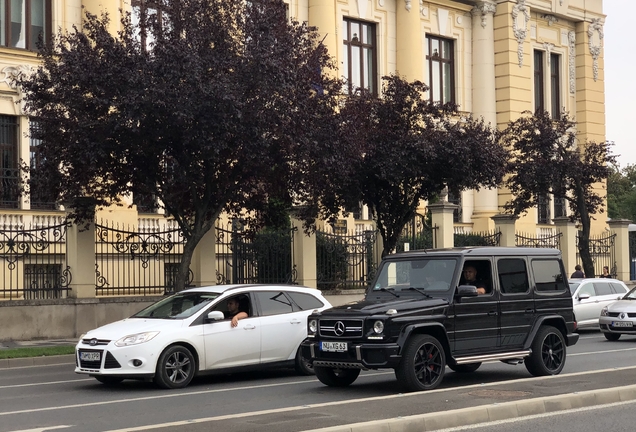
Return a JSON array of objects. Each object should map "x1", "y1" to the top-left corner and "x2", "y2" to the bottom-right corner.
[
  {"x1": 154, "y1": 345, "x2": 196, "y2": 389},
  {"x1": 294, "y1": 345, "x2": 314, "y2": 376}
]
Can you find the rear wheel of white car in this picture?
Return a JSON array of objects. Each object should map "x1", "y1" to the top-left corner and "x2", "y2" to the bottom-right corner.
[
  {"x1": 604, "y1": 332, "x2": 621, "y2": 341},
  {"x1": 294, "y1": 345, "x2": 314, "y2": 376},
  {"x1": 154, "y1": 345, "x2": 196, "y2": 389},
  {"x1": 94, "y1": 376, "x2": 124, "y2": 386},
  {"x1": 314, "y1": 366, "x2": 360, "y2": 387}
]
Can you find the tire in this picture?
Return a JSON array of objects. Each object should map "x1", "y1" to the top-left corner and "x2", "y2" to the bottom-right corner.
[
  {"x1": 524, "y1": 325, "x2": 566, "y2": 377},
  {"x1": 153, "y1": 345, "x2": 196, "y2": 389},
  {"x1": 94, "y1": 376, "x2": 124, "y2": 386},
  {"x1": 314, "y1": 366, "x2": 360, "y2": 387},
  {"x1": 294, "y1": 345, "x2": 314, "y2": 376},
  {"x1": 447, "y1": 362, "x2": 481, "y2": 373},
  {"x1": 395, "y1": 334, "x2": 446, "y2": 392},
  {"x1": 604, "y1": 332, "x2": 621, "y2": 341}
]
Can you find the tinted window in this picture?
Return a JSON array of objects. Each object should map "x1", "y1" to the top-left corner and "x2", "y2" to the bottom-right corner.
[
  {"x1": 498, "y1": 258, "x2": 529, "y2": 294},
  {"x1": 255, "y1": 291, "x2": 294, "y2": 316},
  {"x1": 568, "y1": 281, "x2": 581, "y2": 294},
  {"x1": 287, "y1": 292, "x2": 324, "y2": 310},
  {"x1": 578, "y1": 283, "x2": 595, "y2": 297},
  {"x1": 593, "y1": 282, "x2": 612, "y2": 296},
  {"x1": 610, "y1": 282, "x2": 629, "y2": 294},
  {"x1": 531, "y1": 259, "x2": 567, "y2": 292}
]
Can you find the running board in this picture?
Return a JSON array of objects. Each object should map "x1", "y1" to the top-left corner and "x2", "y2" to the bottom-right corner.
[{"x1": 454, "y1": 350, "x2": 531, "y2": 364}]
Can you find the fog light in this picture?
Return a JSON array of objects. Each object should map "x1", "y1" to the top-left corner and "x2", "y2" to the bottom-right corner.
[{"x1": 132, "y1": 359, "x2": 143, "y2": 367}]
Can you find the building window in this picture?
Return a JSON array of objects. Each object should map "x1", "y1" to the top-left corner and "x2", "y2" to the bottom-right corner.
[
  {"x1": 134, "y1": 191, "x2": 158, "y2": 213},
  {"x1": 132, "y1": 0, "x2": 169, "y2": 49},
  {"x1": 0, "y1": 115, "x2": 19, "y2": 209},
  {"x1": 537, "y1": 194, "x2": 550, "y2": 224},
  {"x1": 554, "y1": 196, "x2": 566, "y2": 218},
  {"x1": 447, "y1": 192, "x2": 462, "y2": 223},
  {"x1": 426, "y1": 35, "x2": 454, "y2": 104},
  {"x1": 29, "y1": 121, "x2": 56, "y2": 210},
  {"x1": 550, "y1": 53, "x2": 561, "y2": 119},
  {"x1": 534, "y1": 50, "x2": 545, "y2": 113},
  {"x1": 0, "y1": 0, "x2": 51, "y2": 50},
  {"x1": 342, "y1": 18, "x2": 376, "y2": 95}
]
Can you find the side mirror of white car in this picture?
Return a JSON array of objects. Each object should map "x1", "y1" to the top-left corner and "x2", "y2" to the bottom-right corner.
[
  {"x1": 206, "y1": 311, "x2": 225, "y2": 322},
  {"x1": 578, "y1": 293, "x2": 590, "y2": 300}
]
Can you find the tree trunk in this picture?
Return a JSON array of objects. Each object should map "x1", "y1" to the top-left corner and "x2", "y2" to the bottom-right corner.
[
  {"x1": 576, "y1": 187, "x2": 595, "y2": 278},
  {"x1": 173, "y1": 221, "x2": 212, "y2": 292}
]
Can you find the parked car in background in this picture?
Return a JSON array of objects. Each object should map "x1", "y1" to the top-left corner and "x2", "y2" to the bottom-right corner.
[
  {"x1": 569, "y1": 278, "x2": 630, "y2": 329},
  {"x1": 600, "y1": 286, "x2": 636, "y2": 340},
  {"x1": 75, "y1": 285, "x2": 331, "y2": 389}
]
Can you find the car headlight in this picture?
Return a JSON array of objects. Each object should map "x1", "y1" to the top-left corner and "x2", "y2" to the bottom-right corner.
[
  {"x1": 600, "y1": 307, "x2": 608, "y2": 316},
  {"x1": 115, "y1": 331, "x2": 160, "y2": 347},
  {"x1": 373, "y1": 320, "x2": 384, "y2": 334},
  {"x1": 308, "y1": 319, "x2": 318, "y2": 335}
]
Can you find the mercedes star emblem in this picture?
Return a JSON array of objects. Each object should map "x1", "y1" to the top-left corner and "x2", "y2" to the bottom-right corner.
[{"x1": 334, "y1": 321, "x2": 346, "y2": 336}]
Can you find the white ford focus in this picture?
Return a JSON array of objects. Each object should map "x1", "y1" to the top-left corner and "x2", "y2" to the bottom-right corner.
[{"x1": 75, "y1": 284, "x2": 331, "y2": 389}]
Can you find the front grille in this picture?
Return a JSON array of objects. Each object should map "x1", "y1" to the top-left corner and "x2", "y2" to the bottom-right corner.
[
  {"x1": 319, "y1": 319, "x2": 363, "y2": 338},
  {"x1": 81, "y1": 338, "x2": 111, "y2": 346},
  {"x1": 78, "y1": 349, "x2": 103, "y2": 369},
  {"x1": 607, "y1": 312, "x2": 636, "y2": 318},
  {"x1": 104, "y1": 351, "x2": 121, "y2": 369}
]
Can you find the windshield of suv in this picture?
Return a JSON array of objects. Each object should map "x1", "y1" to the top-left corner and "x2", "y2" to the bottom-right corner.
[
  {"x1": 372, "y1": 259, "x2": 457, "y2": 296},
  {"x1": 132, "y1": 292, "x2": 220, "y2": 319}
]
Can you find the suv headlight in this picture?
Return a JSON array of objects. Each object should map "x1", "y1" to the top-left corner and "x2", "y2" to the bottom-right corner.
[
  {"x1": 115, "y1": 331, "x2": 159, "y2": 347},
  {"x1": 308, "y1": 319, "x2": 318, "y2": 335},
  {"x1": 600, "y1": 306, "x2": 608, "y2": 316},
  {"x1": 373, "y1": 320, "x2": 385, "y2": 334}
]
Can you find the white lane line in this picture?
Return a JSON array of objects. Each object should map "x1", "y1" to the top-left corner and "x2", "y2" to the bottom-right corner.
[
  {"x1": 8, "y1": 427, "x2": 72, "y2": 432},
  {"x1": 2, "y1": 365, "x2": 636, "y2": 419},
  {"x1": 569, "y1": 346, "x2": 636, "y2": 356},
  {"x1": 0, "y1": 379, "x2": 93, "y2": 389}
]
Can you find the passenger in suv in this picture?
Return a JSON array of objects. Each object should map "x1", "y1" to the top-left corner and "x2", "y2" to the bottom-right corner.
[{"x1": 302, "y1": 247, "x2": 579, "y2": 392}]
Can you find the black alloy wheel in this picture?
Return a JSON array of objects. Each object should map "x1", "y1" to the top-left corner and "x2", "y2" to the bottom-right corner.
[
  {"x1": 314, "y1": 366, "x2": 360, "y2": 387},
  {"x1": 396, "y1": 334, "x2": 446, "y2": 392},
  {"x1": 525, "y1": 325, "x2": 566, "y2": 376}
]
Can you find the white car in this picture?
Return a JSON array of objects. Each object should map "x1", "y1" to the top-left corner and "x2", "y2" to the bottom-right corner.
[
  {"x1": 569, "y1": 278, "x2": 630, "y2": 329},
  {"x1": 600, "y1": 285, "x2": 636, "y2": 340},
  {"x1": 75, "y1": 284, "x2": 331, "y2": 389}
]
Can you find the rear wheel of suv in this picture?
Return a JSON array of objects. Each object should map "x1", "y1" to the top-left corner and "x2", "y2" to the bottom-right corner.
[
  {"x1": 524, "y1": 325, "x2": 566, "y2": 376},
  {"x1": 448, "y1": 362, "x2": 481, "y2": 373},
  {"x1": 603, "y1": 332, "x2": 621, "y2": 341},
  {"x1": 314, "y1": 366, "x2": 360, "y2": 387},
  {"x1": 396, "y1": 334, "x2": 446, "y2": 392}
]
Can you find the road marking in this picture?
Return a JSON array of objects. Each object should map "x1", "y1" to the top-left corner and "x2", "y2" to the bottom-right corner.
[
  {"x1": 0, "y1": 379, "x2": 93, "y2": 389},
  {"x1": 569, "y1": 346, "x2": 636, "y2": 356},
  {"x1": 8, "y1": 427, "x2": 72, "y2": 432}
]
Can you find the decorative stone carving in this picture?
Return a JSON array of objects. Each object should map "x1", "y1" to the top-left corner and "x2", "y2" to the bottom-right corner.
[
  {"x1": 1, "y1": 65, "x2": 32, "y2": 89},
  {"x1": 568, "y1": 31, "x2": 576, "y2": 94},
  {"x1": 472, "y1": 1, "x2": 497, "y2": 29},
  {"x1": 542, "y1": 14, "x2": 558, "y2": 26},
  {"x1": 420, "y1": 0, "x2": 427, "y2": 17},
  {"x1": 405, "y1": 0, "x2": 412, "y2": 12},
  {"x1": 587, "y1": 18, "x2": 604, "y2": 82},
  {"x1": 512, "y1": 0, "x2": 530, "y2": 67},
  {"x1": 543, "y1": 42, "x2": 555, "y2": 65},
  {"x1": 378, "y1": 0, "x2": 384, "y2": 7}
]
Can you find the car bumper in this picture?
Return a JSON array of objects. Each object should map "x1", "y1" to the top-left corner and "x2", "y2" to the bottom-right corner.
[
  {"x1": 599, "y1": 317, "x2": 636, "y2": 334},
  {"x1": 301, "y1": 339, "x2": 400, "y2": 369},
  {"x1": 74, "y1": 341, "x2": 158, "y2": 378}
]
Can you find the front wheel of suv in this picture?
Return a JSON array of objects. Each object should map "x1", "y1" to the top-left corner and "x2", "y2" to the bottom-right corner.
[
  {"x1": 314, "y1": 366, "x2": 360, "y2": 387},
  {"x1": 396, "y1": 334, "x2": 446, "y2": 392},
  {"x1": 525, "y1": 325, "x2": 566, "y2": 376}
]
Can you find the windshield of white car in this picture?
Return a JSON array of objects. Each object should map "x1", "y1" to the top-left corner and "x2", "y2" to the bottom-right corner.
[
  {"x1": 568, "y1": 282, "x2": 580, "y2": 294},
  {"x1": 624, "y1": 287, "x2": 636, "y2": 300},
  {"x1": 372, "y1": 258, "x2": 456, "y2": 296},
  {"x1": 132, "y1": 293, "x2": 220, "y2": 319}
]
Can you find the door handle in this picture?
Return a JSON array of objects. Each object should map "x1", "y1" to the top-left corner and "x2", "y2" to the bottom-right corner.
[
  {"x1": 525, "y1": 308, "x2": 535, "y2": 313},
  {"x1": 488, "y1": 311, "x2": 498, "y2": 316},
  {"x1": 290, "y1": 320, "x2": 302, "y2": 325},
  {"x1": 243, "y1": 324, "x2": 256, "y2": 330}
]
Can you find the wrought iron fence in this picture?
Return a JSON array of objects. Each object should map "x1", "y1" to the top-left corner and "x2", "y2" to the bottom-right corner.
[
  {"x1": 95, "y1": 221, "x2": 192, "y2": 296},
  {"x1": 316, "y1": 229, "x2": 379, "y2": 290},
  {"x1": 515, "y1": 231, "x2": 562, "y2": 249},
  {"x1": 396, "y1": 213, "x2": 436, "y2": 251},
  {"x1": 576, "y1": 232, "x2": 616, "y2": 278},
  {"x1": 0, "y1": 221, "x2": 71, "y2": 300},
  {"x1": 215, "y1": 219, "x2": 297, "y2": 285},
  {"x1": 455, "y1": 230, "x2": 501, "y2": 247}
]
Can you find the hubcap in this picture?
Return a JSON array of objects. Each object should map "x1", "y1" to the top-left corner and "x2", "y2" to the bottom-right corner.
[
  {"x1": 542, "y1": 334, "x2": 563, "y2": 371},
  {"x1": 414, "y1": 342, "x2": 442, "y2": 386},
  {"x1": 166, "y1": 351, "x2": 191, "y2": 383}
]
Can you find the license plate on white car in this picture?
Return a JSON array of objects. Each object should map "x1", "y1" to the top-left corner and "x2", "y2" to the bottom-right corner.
[
  {"x1": 612, "y1": 321, "x2": 633, "y2": 328},
  {"x1": 321, "y1": 342, "x2": 347, "y2": 352},
  {"x1": 80, "y1": 351, "x2": 101, "y2": 362}
]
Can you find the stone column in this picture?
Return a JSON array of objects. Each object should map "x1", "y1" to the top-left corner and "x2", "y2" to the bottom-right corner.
[
  {"x1": 429, "y1": 202, "x2": 457, "y2": 249},
  {"x1": 190, "y1": 227, "x2": 217, "y2": 287},
  {"x1": 491, "y1": 214, "x2": 518, "y2": 247},
  {"x1": 67, "y1": 220, "x2": 96, "y2": 298},
  {"x1": 308, "y1": 0, "x2": 338, "y2": 78},
  {"x1": 470, "y1": 1, "x2": 498, "y2": 232},
  {"x1": 553, "y1": 217, "x2": 578, "y2": 277},
  {"x1": 292, "y1": 217, "x2": 317, "y2": 289},
  {"x1": 396, "y1": 0, "x2": 424, "y2": 81},
  {"x1": 607, "y1": 219, "x2": 631, "y2": 282}
]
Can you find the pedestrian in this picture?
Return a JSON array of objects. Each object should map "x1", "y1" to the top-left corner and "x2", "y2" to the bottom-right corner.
[
  {"x1": 571, "y1": 265, "x2": 585, "y2": 278},
  {"x1": 600, "y1": 265, "x2": 611, "y2": 278}
]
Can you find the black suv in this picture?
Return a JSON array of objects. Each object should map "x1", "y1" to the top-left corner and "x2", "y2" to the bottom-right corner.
[{"x1": 302, "y1": 247, "x2": 579, "y2": 392}]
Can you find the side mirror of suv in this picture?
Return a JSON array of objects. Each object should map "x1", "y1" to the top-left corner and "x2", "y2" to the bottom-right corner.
[{"x1": 456, "y1": 285, "x2": 479, "y2": 298}]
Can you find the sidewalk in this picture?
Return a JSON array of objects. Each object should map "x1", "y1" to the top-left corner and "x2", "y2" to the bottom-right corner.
[{"x1": 0, "y1": 338, "x2": 77, "y2": 369}]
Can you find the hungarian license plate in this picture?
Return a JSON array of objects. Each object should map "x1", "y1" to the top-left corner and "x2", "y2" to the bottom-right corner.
[
  {"x1": 80, "y1": 351, "x2": 101, "y2": 362},
  {"x1": 612, "y1": 321, "x2": 633, "y2": 328},
  {"x1": 321, "y1": 341, "x2": 347, "y2": 352}
]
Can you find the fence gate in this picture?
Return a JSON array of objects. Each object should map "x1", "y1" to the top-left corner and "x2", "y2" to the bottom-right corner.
[
  {"x1": 316, "y1": 229, "x2": 378, "y2": 290},
  {"x1": 515, "y1": 231, "x2": 563, "y2": 249},
  {"x1": 397, "y1": 213, "x2": 436, "y2": 252},
  {"x1": 576, "y1": 232, "x2": 616, "y2": 278},
  {"x1": 215, "y1": 219, "x2": 297, "y2": 285},
  {"x1": 0, "y1": 221, "x2": 71, "y2": 300},
  {"x1": 95, "y1": 221, "x2": 192, "y2": 296},
  {"x1": 630, "y1": 232, "x2": 636, "y2": 280}
]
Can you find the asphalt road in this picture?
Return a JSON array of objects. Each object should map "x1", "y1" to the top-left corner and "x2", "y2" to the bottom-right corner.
[{"x1": 2, "y1": 330, "x2": 636, "y2": 432}]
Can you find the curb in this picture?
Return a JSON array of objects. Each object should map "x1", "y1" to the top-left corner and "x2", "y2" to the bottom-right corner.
[
  {"x1": 301, "y1": 384, "x2": 636, "y2": 432},
  {"x1": 0, "y1": 354, "x2": 75, "y2": 369}
]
